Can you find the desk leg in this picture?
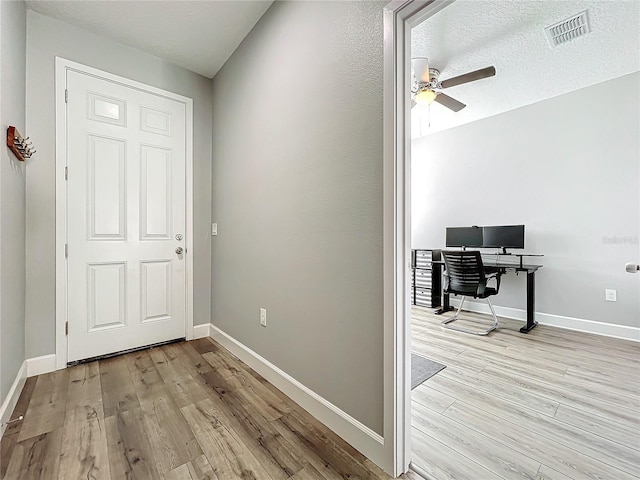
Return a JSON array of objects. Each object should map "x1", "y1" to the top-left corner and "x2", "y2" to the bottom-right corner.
[
  {"x1": 434, "y1": 293, "x2": 454, "y2": 315},
  {"x1": 520, "y1": 271, "x2": 538, "y2": 333}
]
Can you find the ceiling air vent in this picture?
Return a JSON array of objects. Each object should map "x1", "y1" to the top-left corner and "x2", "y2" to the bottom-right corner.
[{"x1": 544, "y1": 10, "x2": 591, "y2": 47}]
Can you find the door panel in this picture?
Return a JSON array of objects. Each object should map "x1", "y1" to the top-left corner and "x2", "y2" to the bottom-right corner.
[
  {"x1": 66, "y1": 70, "x2": 186, "y2": 362},
  {"x1": 87, "y1": 135, "x2": 126, "y2": 240},
  {"x1": 140, "y1": 260, "x2": 172, "y2": 323},
  {"x1": 140, "y1": 145, "x2": 172, "y2": 239},
  {"x1": 87, "y1": 262, "x2": 127, "y2": 331},
  {"x1": 87, "y1": 92, "x2": 127, "y2": 127},
  {"x1": 140, "y1": 106, "x2": 172, "y2": 136}
]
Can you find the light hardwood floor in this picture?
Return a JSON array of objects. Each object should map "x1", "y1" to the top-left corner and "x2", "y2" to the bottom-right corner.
[
  {"x1": 1, "y1": 338, "x2": 404, "y2": 480},
  {"x1": 411, "y1": 306, "x2": 640, "y2": 480}
]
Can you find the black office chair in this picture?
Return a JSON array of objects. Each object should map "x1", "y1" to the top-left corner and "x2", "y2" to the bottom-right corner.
[{"x1": 441, "y1": 250, "x2": 501, "y2": 335}]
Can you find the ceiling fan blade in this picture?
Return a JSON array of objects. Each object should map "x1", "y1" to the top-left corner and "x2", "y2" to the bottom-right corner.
[
  {"x1": 440, "y1": 66, "x2": 496, "y2": 89},
  {"x1": 434, "y1": 93, "x2": 466, "y2": 112},
  {"x1": 411, "y1": 57, "x2": 430, "y2": 83}
]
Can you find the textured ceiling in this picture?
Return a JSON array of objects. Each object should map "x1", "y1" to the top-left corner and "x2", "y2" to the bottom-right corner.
[
  {"x1": 26, "y1": 0, "x2": 273, "y2": 78},
  {"x1": 411, "y1": 0, "x2": 640, "y2": 137}
]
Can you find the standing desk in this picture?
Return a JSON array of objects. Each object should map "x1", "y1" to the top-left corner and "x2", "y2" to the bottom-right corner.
[{"x1": 434, "y1": 255, "x2": 543, "y2": 334}]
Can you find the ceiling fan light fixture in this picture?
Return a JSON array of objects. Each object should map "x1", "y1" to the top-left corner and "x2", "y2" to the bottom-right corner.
[{"x1": 415, "y1": 88, "x2": 438, "y2": 106}]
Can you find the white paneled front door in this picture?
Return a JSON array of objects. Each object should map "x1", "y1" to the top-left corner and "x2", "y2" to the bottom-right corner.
[{"x1": 66, "y1": 70, "x2": 187, "y2": 362}]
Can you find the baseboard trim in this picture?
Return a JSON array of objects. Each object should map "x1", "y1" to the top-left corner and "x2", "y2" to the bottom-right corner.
[
  {"x1": 409, "y1": 461, "x2": 439, "y2": 480},
  {"x1": 26, "y1": 354, "x2": 57, "y2": 377},
  {"x1": 452, "y1": 299, "x2": 640, "y2": 342},
  {"x1": 208, "y1": 324, "x2": 385, "y2": 467},
  {"x1": 192, "y1": 323, "x2": 211, "y2": 340},
  {"x1": 0, "y1": 361, "x2": 27, "y2": 437}
]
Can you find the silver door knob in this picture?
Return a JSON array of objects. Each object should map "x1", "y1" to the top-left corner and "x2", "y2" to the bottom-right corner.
[{"x1": 175, "y1": 247, "x2": 184, "y2": 255}]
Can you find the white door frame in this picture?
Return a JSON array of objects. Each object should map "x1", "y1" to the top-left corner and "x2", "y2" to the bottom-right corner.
[
  {"x1": 54, "y1": 57, "x2": 195, "y2": 370},
  {"x1": 382, "y1": 1, "x2": 453, "y2": 475}
]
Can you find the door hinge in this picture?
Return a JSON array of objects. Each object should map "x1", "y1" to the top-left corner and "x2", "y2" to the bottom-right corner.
[
  {"x1": 65, "y1": 322, "x2": 69, "y2": 336},
  {"x1": 64, "y1": 244, "x2": 68, "y2": 258},
  {"x1": 65, "y1": 166, "x2": 68, "y2": 180},
  {"x1": 65, "y1": 89, "x2": 68, "y2": 103}
]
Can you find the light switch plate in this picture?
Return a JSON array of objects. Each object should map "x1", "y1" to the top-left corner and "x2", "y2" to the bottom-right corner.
[{"x1": 212, "y1": 223, "x2": 217, "y2": 236}]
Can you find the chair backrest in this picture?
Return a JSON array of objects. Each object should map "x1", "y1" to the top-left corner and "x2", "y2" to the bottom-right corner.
[{"x1": 442, "y1": 250, "x2": 487, "y2": 297}]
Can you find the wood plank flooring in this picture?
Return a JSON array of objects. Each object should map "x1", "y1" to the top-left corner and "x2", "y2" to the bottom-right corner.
[
  {"x1": 6, "y1": 311, "x2": 635, "y2": 480},
  {"x1": 1, "y1": 338, "x2": 402, "y2": 480},
  {"x1": 411, "y1": 306, "x2": 640, "y2": 480}
]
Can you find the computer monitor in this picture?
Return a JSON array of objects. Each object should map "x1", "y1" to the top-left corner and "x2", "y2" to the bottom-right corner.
[
  {"x1": 445, "y1": 226, "x2": 483, "y2": 248},
  {"x1": 482, "y1": 225, "x2": 525, "y2": 250}
]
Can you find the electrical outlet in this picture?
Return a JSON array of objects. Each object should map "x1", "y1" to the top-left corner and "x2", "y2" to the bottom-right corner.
[
  {"x1": 211, "y1": 223, "x2": 218, "y2": 236},
  {"x1": 260, "y1": 308, "x2": 267, "y2": 327},
  {"x1": 605, "y1": 289, "x2": 617, "y2": 302}
]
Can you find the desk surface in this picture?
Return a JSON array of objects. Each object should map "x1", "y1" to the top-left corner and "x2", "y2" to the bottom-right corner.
[{"x1": 433, "y1": 259, "x2": 542, "y2": 273}]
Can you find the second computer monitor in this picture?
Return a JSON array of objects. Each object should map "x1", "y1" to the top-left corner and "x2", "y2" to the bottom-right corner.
[{"x1": 482, "y1": 225, "x2": 525, "y2": 249}]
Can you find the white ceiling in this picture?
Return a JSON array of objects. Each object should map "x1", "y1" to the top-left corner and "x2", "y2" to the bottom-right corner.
[
  {"x1": 26, "y1": 0, "x2": 274, "y2": 78},
  {"x1": 411, "y1": 0, "x2": 640, "y2": 137}
]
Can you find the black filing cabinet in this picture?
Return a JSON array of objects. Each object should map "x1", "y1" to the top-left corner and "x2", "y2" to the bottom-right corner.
[{"x1": 411, "y1": 249, "x2": 442, "y2": 308}]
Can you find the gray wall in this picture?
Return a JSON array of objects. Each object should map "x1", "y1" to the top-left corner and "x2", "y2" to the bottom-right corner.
[
  {"x1": 0, "y1": 0, "x2": 27, "y2": 403},
  {"x1": 211, "y1": 1, "x2": 385, "y2": 434},
  {"x1": 25, "y1": 10, "x2": 213, "y2": 358},
  {"x1": 412, "y1": 73, "x2": 640, "y2": 327}
]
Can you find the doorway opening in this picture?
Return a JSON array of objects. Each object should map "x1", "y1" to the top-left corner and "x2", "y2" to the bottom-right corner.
[{"x1": 386, "y1": 1, "x2": 640, "y2": 478}]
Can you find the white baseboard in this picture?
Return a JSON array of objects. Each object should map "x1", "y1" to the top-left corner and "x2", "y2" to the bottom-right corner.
[
  {"x1": 208, "y1": 324, "x2": 385, "y2": 467},
  {"x1": 192, "y1": 323, "x2": 211, "y2": 340},
  {"x1": 452, "y1": 299, "x2": 640, "y2": 342},
  {"x1": 0, "y1": 361, "x2": 27, "y2": 437},
  {"x1": 26, "y1": 354, "x2": 57, "y2": 377}
]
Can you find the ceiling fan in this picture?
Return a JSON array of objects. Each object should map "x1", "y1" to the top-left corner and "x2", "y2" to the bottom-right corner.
[{"x1": 411, "y1": 57, "x2": 496, "y2": 112}]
